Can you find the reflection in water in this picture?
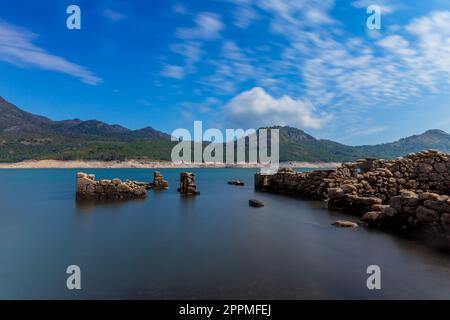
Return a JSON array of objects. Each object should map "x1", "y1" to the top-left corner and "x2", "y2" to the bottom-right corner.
[
  {"x1": 75, "y1": 198, "x2": 146, "y2": 214},
  {"x1": 0, "y1": 168, "x2": 449, "y2": 299}
]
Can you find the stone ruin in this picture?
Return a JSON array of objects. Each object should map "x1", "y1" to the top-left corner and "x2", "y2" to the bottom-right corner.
[
  {"x1": 152, "y1": 171, "x2": 169, "y2": 190},
  {"x1": 178, "y1": 172, "x2": 200, "y2": 196},
  {"x1": 255, "y1": 150, "x2": 450, "y2": 240},
  {"x1": 76, "y1": 172, "x2": 147, "y2": 200}
]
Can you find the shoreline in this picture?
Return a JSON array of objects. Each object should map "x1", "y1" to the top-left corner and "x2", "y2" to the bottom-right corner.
[{"x1": 0, "y1": 159, "x2": 341, "y2": 169}]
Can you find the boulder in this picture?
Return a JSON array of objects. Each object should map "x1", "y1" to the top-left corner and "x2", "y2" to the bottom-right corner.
[
  {"x1": 341, "y1": 184, "x2": 357, "y2": 194},
  {"x1": 332, "y1": 220, "x2": 358, "y2": 228},
  {"x1": 328, "y1": 188, "x2": 345, "y2": 199},
  {"x1": 362, "y1": 211, "x2": 382, "y2": 224},
  {"x1": 381, "y1": 206, "x2": 398, "y2": 217},
  {"x1": 416, "y1": 206, "x2": 439, "y2": 223}
]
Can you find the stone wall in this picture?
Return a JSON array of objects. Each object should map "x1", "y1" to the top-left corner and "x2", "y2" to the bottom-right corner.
[
  {"x1": 152, "y1": 171, "x2": 169, "y2": 190},
  {"x1": 255, "y1": 168, "x2": 336, "y2": 199},
  {"x1": 76, "y1": 172, "x2": 147, "y2": 200},
  {"x1": 254, "y1": 150, "x2": 450, "y2": 239},
  {"x1": 178, "y1": 172, "x2": 200, "y2": 196}
]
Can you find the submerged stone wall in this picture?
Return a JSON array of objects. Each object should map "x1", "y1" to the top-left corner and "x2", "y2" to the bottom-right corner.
[
  {"x1": 76, "y1": 172, "x2": 147, "y2": 200},
  {"x1": 152, "y1": 171, "x2": 169, "y2": 190},
  {"x1": 255, "y1": 167, "x2": 336, "y2": 199},
  {"x1": 255, "y1": 150, "x2": 450, "y2": 239},
  {"x1": 178, "y1": 172, "x2": 200, "y2": 196}
]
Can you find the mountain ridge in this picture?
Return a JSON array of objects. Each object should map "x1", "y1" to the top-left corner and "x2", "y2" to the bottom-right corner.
[{"x1": 1, "y1": 96, "x2": 450, "y2": 163}]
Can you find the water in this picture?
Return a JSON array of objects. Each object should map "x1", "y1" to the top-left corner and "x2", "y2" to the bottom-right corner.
[{"x1": 0, "y1": 168, "x2": 449, "y2": 299}]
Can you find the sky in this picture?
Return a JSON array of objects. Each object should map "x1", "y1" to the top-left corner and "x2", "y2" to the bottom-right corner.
[{"x1": 1, "y1": 0, "x2": 450, "y2": 145}]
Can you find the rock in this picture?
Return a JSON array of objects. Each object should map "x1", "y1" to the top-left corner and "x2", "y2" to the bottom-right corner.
[
  {"x1": 401, "y1": 190, "x2": 417, "y2": 198},
  {"x1": 419, "y1": 192, "x2": 440, "y2": 201},
  {"x1": 377, "y1": 168, "x2": 393, "y2": 177},
  {"x1": 371, "y1": 204, "x2": 387, "y2": 212},
  {"x1": 416, "y1": 206, "x2": 439, "y2": 223},
  {"x1": 389, "y1": 196, "x2": 403, "y2": 211},
  {"x1": 381, "y1": 206, "x2": 398, "y2": 217},
  {"x1": 351, "y1": 196, "x2": 382, "y2": 206},
  {"x1": 228, "y1": 180, "x2": 245, "y2": 186},
  {"x1": 341, "y1": 184, "x2": 357, "y2": 194},
  {"x1": 362, "y1": 211, "x2": 382, "y2": 224},
  {"x1": 441, "y1": 213, "x2": 450, "y2": 224},
  {"x1": 328, "y1": 188, "x2": 345, "y2": 199},
  {"x1": 249, "y1": 199, "x2": 264, "y2": 208},
  {"x1": 417, "y1": 163, "x2": 433, "y2": 174},
  {"x1": 423, "y1": 200, "x2": 450, "y2": 213},
  {"x1": 332, "y1": 220, "x2": 358, "y2": 228},
  {"x1": 434, "y1": 163, "x2": 447, "y2": 173}
]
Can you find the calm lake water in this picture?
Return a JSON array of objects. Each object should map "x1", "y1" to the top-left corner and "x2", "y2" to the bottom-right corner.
[{"x1": 0, "y1": 168, "x2": 449, "y2": 299}]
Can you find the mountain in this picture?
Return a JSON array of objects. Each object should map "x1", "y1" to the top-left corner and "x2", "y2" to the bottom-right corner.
[
  {"x1": 1, "y1": 96, "x2": 450, "y2": 163},
  {"x1": 0, "y1": 97, "x2": 170, "y2": 140},
  {"x1": 0, "y1": 97, "x2": 173, "y2": 162},
  {"x1": 0, "y1": 96, "x2": 54, "y2": 133},
  {"x1": 271, "y1": 126, "x2": 450, "y2": 162}
]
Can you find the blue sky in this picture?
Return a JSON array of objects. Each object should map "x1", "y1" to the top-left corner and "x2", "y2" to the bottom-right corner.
[{"x1": 1, "y1": 0, "x2": 450, "y2": 145}]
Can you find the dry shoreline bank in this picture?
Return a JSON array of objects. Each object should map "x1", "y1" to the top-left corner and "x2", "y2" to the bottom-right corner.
[{"x1": 0, "y1": 159, "x2": 340, "y2": 169}]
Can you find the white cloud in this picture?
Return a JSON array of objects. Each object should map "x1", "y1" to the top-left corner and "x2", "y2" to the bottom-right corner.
[
  {"x1": 224, "y1": 87, "x2": 327, "y2": 129},
  {"x1": 225, "y1": 0, "x2": 259, "y2": 28},
  {"x1": 160, "y1": 64, "x2": 186, "y2": 79},
  {"x1": 258, "y1": 0, "x2": 336, "y2": 26},
  {"x1": 176, "y1": 12, "x2": 224, "y2": 41},
  {"x1": 0, "y1": 20, "x2": 102, "y2": 85},
  {"x1": 405, "y1": 11, "x2": 450, "y2": 81},
  {"x1": 170, "y1": 41, "x2": 204, "y2": 69},
  {"x1": 377, "y1": 35, "x2": 416, "y2": 56}
]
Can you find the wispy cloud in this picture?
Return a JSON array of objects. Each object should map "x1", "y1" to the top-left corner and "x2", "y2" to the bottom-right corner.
[
  {"x1": 176, "y1": 12, "x2": 224, "y2": 41},
  {"x1": 102, "y1": 8, "x2": 126, "y2": 22},
  {"x1": 160, "y1": 64, "x2": 186, "y2": 79},
  {"x1": 162, "y1": 2, "x2": 450, "y2": 139},
  {"x1": 0, "y1": 20, "x2": 102, "y2": 85}
]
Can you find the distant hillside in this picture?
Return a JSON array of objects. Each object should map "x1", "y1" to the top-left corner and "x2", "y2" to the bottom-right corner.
[
  {"x1": 1, "y1": 96, "x2": 450, "y2": 163},
  {"x1": 0, "y1": 97, "x2": 174, "y2": 162},
  {"x1": 272, "y1": 126, "x2": 450, "y2": 162}
]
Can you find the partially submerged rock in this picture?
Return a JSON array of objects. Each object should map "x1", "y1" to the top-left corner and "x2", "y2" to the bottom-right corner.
[
  {"x1": 249, "y1": 199, "x2": 264, "y2": 207},
  {"x1": 228, "y1": 180, "x2": 245, "y2": 186},
  {"x1": 76, "y1": 172, "x2": 147, "y2": 200},
  {"x1": 332, "y1": 220, "x2": 358, "y2": 228}
]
